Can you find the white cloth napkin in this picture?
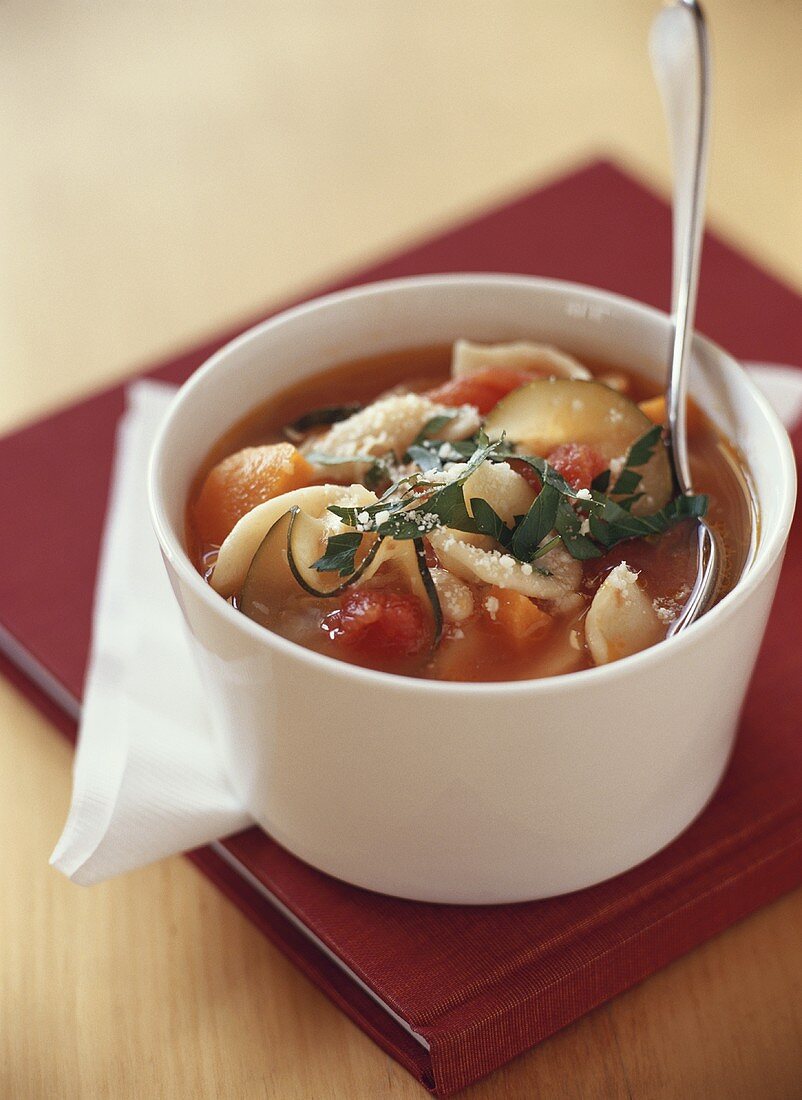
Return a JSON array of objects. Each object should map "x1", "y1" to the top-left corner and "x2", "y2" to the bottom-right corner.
[
  {"x1": 51, "y1": 366, "x2": 802, "y2": 885},
  {"x1": 50, "y1": 381, "x2": 250, "y2": 885}
]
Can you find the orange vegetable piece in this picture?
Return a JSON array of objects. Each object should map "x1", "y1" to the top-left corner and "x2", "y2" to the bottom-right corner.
[
  {"x1": 638, "y1": 394, "x2": 705, "y2": 435},
  {"x1": 485, "y1": 586, "x2": 551, "y2": 645},
  {"x1": 194, "y1": 443, "x2": 314, "y2": 546}
]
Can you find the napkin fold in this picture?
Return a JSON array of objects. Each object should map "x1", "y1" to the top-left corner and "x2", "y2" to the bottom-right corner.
[
  {"x1": 51, "y1": 366, "x2": 802, "y2": 886},
  {"x1": 50, "y1": 381, "x2": 250, "y2": 885}
]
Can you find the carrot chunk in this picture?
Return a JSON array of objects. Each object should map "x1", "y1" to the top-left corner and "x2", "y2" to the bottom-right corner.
[
  {"x1": 194, "y1": 443, "x2": 314, "y2": 546},
  {"x1": 638, "y1": 395, "x2": 705, "y2": 435},
  {"x1": 485, "y1": 586, "x2": 551, "y2": 645}
]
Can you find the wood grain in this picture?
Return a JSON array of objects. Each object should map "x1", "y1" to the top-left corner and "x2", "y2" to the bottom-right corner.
[{"x1": 1, "y1": 2, "x2": 801, "y2": 1097}]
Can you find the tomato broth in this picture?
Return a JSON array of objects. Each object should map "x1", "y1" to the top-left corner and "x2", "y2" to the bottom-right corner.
[{"x1": 187, "y1": 343, "x2": 753, "y2": 682}]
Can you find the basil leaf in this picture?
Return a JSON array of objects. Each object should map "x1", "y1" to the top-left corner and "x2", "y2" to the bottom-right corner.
[
  {"x1": 283, "y1": 403, "x2": 362, "y2": 443},
  {"x1": 624, "y1": 423, "x2": 663, "y2": 468},
  {"x1": 419, "y1": 480, "x2": 476, "y2": 532},
  {"x1": 589, "y1": 492, "x2": 708, "y2": 548},
  {"x1": 406, "y1": 444, "x2": 443, "y2": 473},
  {"x1": 555, "y1": 497, "x2": 603, "y2": 560},
  {"x1": 306, "y1": 450, "x2": 378, "y2": 467},
  {"x1": 510, "y1": 483, "x2": 560, "y2": 561},
  {"x1": 530, "y1": 534, "x2": 561, "y2": 562},
  {"x1": 609, "y1": 468, "x2": 643, "y2": 496},
  {"x1": 311, "y1": 531, "x2": 364, "y2": 576},
  {"x1": 470, "y1": 497, "x2": 511, "y2": 545},
  {"x1": 410, "y1": 413, "x2": 457, "y2": 448},
  {"x1": 609, "y1": 424, "x2": 664, "y2": 500},
  {"x1": 591, "y1": 468, "x2": 611, "y2": 493}
]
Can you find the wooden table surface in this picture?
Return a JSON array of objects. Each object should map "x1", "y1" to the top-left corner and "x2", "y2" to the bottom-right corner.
[{"x1": 2, "y1": 3, "x2": 801, "y2": 1097}]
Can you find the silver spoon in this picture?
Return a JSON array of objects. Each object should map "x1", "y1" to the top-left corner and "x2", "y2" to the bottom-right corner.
[{"x1": 650, "y1": 0, "x2": 720, "y2": 636}]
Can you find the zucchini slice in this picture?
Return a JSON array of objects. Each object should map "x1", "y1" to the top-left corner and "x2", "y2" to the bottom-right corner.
[
  {"x1": 286, "y1": 508, "x2": 383, "y2": 597},
  {"x1": 212, "y1": 483, "x2": 377, "y2": 597},
  {"x1": 484, "y1": 378, "x2": 673, "y2": 515},
  {"x1": 411, "y1": 538, "x2": 443, "y2": 649},
  {"x1": 241, "y1": 507, "x2": 383, "y2": 613},
  {"x1": 239, "y1": 510, "x2": 296, "y2": 623}
]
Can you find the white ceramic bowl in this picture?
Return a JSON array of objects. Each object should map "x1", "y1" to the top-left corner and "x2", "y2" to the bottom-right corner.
[{"x1": 149, "y1": 275, "x2": 796, "y2": 904}]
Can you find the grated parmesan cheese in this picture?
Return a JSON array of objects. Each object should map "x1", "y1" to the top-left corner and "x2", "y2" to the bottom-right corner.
[
  {"x1": 429, "y1": 528, "x2": 582, "y2": 603},
  {"x1": 604, "y1": 561, "x2": 639, "y2": 596},
  {"x1": 307, "y1": 393, "x2": 479, "y2": 481},
  {"x1": 431, "y1": 568, "x2": 475, "y2": 623},
  {"x1": 484, "y1": 595, "x2": 500, "y2": 620}
]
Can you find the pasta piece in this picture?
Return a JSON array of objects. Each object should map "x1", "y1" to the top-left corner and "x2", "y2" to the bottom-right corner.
[
  {"x1": 451, "y1": 339, "x2": 590, "y2": 381},
  {"x1": 585, "y1": 563, "x2": 663, "y2": 665},
  {"x1": 429, "y1": 529, "x2": 582, "y2": 605},
  {"x1": 211, "y1": 484, "x2": 377, "y2": 597},
  {"x1": 307, "y1": 392, "x2": 479, "y2": 481},
  {"x1": 429, "y1": 459, "x2": 536, "y2": 525}
]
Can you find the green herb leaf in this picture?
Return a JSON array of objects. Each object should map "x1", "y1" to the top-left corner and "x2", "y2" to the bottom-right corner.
[
  {"x1": 591, "y1": 468, "x2": 611, "y2": 493},
  {"x1": 610, "y1": 424, "x2": 663, "y2": 500},
  {"x1": 406, "y1": 444, "x2": 443, "y2": 473},
  {"x1": 364, "y1": 456, "x2": 394, "y2": 491},
  {"x1": 307, "y1": 450, "x2": 395, "y2": 491},
  {"x1": 588, "y1": 492, "x2": 708, "y2": 548},
  {"x1": 624, "y1": 423, "x2": 663, "y2": 468},
  {"x1": 529, "y1": 534, "x2": 561, "y2": 562},
  {"x1": 283, "y1": 403, "x2": 362, "y2": 443},
  {"x1": 311, "y1": 531, "x2": 364, "y2": 576},
  {"x1": 470, "y1": 497, "x2": 511, "y2": 545},
  {"x1": 410, "y1": 413, "x2": 457, "y2": 448},
  {"x1": 554, "y1": 497, "x2": 603, "y2": 559},
  {"x1": 510, "y1": 483, "x2": 560, "y2": 561}
]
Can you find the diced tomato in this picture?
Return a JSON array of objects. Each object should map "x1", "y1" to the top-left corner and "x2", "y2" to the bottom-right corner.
[
  {"x1": 423, "y1": 539, "x2": 439, "y2": 569},
  {"x1": 546, "y1": 443, "x2": 607, "y2": 491},
  {"x1": 426, "y1": 368, "x2": 535, "y2": 415},
  {"x1": 322, "y1": 589, "x2": 429, "y2": 657},
  {"x1": 507, "y1": 459, "x2": 542, "y2": 494}
]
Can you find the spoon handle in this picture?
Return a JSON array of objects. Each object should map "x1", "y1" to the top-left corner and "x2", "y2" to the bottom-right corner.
[{"x1": 649, "y1": 0, "x2": 711, "y2": 494}]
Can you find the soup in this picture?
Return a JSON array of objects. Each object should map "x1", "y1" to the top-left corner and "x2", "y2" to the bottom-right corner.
[{"x1": 187, "y1": 340, "x2": 753, "y2": 681}]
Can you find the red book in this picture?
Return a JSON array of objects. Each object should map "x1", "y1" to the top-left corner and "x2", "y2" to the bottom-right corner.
[{"x1": 1, "y1": 161, "x2": 801, "y2": 1096}]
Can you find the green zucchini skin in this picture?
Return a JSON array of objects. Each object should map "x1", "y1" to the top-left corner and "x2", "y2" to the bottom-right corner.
[
  {"x1": 412, "y1": 537, "x2": 443, "y2": 649},
  {"x1": 241, "y1": 509, "x2": 443, "y2": 653},
  {"x1": 286, "y1": 508, "x2": 385, "y2": 598}
]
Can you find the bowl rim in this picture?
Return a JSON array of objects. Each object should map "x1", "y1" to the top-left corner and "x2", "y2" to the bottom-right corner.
[{"x1": 148, "y1": 272, "x2": 797, "y2": 696}]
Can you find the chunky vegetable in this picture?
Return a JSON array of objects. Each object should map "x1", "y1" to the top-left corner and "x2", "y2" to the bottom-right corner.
[
  {"x1": 484, "y1": 379, "x2": 673, "y2": 515},
  {"x1": 194, "y1": 442, "x2": 314, "y2": 546},
  {"x1": 212, "y1": 483, "x2": 377, "y2": 597}
]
